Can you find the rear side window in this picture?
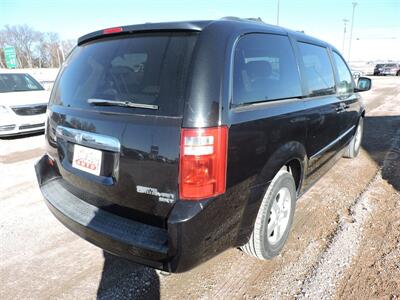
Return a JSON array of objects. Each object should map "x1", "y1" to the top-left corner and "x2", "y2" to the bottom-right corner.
[
  {"x1": 51, "y1": 32, "x2": 197, "y2": 116},
  {"x1": 332, "y1": 52, "x2": 354, "y2": 94},
  {"x1": 232, "y1": 34, "x2": 302, "y2": 105},
  {"x1": 297, "y1": 42, "x2": 335, "y2": 97}
]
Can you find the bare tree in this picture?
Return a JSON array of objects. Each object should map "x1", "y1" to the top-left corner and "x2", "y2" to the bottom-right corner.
[
  {"x1": 0, "y1": 24, "x2": 77, "y2": 68},
  {"x1": 0, "y1": 30, "x2": 6, "y2": 68},
  {"x1": 43, "y1": 32, "x2": 61, "y2": 67},
  {"x1": 2, "y1": 24, "x2": 40, "y2": 68},
  {"x1": 35, "y1": 32, "x2": 47, "y2": 68}
]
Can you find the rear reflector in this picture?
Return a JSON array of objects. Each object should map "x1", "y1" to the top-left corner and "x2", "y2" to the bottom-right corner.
[
  {"x1": 179, "y1": 126, "x2": 228, "y2": 200},
  {"x1": 48, "y1": 156, "x2": 55, "y2": 167},
  {"x1": 103, "y1": 27, "x2": 123, "y2": 34}
]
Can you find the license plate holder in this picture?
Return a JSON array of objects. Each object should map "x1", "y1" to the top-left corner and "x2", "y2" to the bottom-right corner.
[{"x1": 72, "y1": 144, "x2": 102, "y2": 176}]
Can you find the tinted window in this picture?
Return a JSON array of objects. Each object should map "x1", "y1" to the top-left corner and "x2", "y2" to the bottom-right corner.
[
  {"x1": 0, "y1": 73, "x2": 44, "y2": 93},
  {"x1": 51, "y1": 32, "x2": 197, "y2": 116},
  {"x1": 233, "y1": 34, "x2": 302, "y2": 105},
  {"x1": 298, "y1": 42, "x2": 335, "y2": 96},
  {"x1": 332, "y1": 52, "x2": 354, "y2": 94}
]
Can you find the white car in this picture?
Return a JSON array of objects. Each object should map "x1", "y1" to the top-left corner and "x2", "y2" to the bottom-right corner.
[{"x1": 0, "y1": 72, "x2": 50, "y2": 136}]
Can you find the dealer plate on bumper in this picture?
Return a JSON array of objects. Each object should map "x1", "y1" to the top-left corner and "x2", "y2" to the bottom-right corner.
[{"x1": 72, "y1": 144, "x2": 102, "y2": 176}]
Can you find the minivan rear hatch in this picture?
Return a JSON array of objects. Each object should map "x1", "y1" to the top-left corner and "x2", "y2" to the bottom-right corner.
[{"x1": 47, "y1": 32, "x2": 198, "y2": 228}]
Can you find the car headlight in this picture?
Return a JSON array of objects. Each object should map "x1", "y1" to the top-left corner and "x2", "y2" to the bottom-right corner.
[{"x1": 0, "y1": 105, "x2": 10, "y2": 115}]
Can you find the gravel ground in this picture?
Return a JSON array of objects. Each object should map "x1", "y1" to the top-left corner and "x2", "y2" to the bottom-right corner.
[{"x1": 0, "y1": 76, "x2": 399, "y2": 299}]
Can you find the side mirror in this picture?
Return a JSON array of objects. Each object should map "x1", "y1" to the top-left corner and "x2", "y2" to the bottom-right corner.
[{"x1": 355, "y1": 77, "x2": 371, "y2": 92}]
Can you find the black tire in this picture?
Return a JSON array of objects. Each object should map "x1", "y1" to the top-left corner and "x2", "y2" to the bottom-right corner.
[
  {"x1": 343, "y1": 117, "x2": 364, "y2": 158},
  {"x1": 241, "y1": 170, "x2": 296, "y2": 259}
]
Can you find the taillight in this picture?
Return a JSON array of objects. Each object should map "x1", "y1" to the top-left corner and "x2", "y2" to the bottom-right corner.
[
  {"x1": 179, "y1": 126, "x2": 228, "y2": 200},
  {"x1": 103, "y1": 27, "x2": 123, "y2": 34}
]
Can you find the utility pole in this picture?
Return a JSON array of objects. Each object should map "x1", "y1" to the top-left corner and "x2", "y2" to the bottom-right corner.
[
  {"x1": 276, "y1": 0, "x2": 280, "y2": 25},
  {"x1": 348, "y1": 2, "x2": 358, "y2": 62},
  {"x1": 342, "y1": 18, "x2": 349, "y2": 54}
]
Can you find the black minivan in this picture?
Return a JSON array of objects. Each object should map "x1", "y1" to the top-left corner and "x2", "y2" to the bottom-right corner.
[{"x1": 35, "y1": 18, "x2": 371, "y2": 273}]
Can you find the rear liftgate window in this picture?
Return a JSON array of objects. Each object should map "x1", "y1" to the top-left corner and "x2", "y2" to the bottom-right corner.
[{"x1": 51, "y1": 32, "x2": 198, "y2": 116}]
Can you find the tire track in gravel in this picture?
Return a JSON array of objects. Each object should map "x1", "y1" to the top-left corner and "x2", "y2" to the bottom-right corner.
[
  {"x1": 297, "y1": 171, "x2": 379, "y2": 299},
  {"x1": 296, "y1": 113, "x2": 400, "y2": 298},
  {"x1": 0, "y1": 147, "x2": 44, "y2": 164},
  {"x1": 334, "y1": 131, "x2": 400, "y2": 299}
]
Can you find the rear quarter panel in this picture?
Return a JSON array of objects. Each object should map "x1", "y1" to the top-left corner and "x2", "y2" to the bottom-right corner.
[{"x1": 226, "y1": 100, "x2": 308, "y2": 243}]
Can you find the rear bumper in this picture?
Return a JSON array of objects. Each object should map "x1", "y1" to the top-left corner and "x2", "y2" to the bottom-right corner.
[
  {"x1": 43, "y1": 179, "x2": 169, "y2": 269},
  {"x1": 35, "y1": 154, "x2": 247, "y2": 272},
  {"x1": 35, "y1": 155, "x2": 170, "y2": 270}
]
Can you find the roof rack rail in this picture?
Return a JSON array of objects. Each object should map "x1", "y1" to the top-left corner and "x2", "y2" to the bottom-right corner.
[
  {"x1": 220, "y1": 16, "x2": 264, "y2": 23},
  {"x1": 220, "y1": 16, "x2": 241, "y2": 21}
]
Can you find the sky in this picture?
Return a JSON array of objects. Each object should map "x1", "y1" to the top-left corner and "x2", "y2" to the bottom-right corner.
[{"x1": 1, "y1": 0, "x2": 399, "y2": 61}]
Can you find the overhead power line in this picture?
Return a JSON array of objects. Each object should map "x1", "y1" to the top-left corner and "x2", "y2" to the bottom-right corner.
[{"x1": 348, "y1": 2, "x2": 358, "y2": 62}]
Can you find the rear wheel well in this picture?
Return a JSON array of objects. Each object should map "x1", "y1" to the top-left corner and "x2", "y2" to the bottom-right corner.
[{"x1": 282, "y1": 159, "x2": 302, "y2": 192}]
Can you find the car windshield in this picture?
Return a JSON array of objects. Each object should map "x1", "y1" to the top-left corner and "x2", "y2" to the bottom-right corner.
[
  {"x1": 0, "y1": 73, "x2": 44, "y2": 93},
  {"x1": 384, "y1": 64, "x2": 396, "y2": 68}
]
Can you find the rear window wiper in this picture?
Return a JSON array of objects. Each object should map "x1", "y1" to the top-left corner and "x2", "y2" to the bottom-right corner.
[{"x1": 87, "y1": 98, "x2": 158, "y2": 110}]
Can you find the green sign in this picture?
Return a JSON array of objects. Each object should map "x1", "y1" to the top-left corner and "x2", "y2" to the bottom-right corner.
[{"x1": 4, "y1": 46, "x2": 17, "y2": 69}]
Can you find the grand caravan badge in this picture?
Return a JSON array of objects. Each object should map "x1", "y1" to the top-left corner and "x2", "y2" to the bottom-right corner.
[{"x1": 136, "y1": 186, "x2": 175, "y2": 203}]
